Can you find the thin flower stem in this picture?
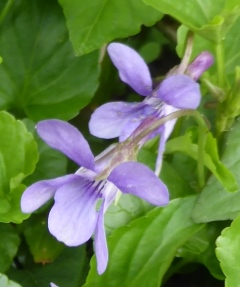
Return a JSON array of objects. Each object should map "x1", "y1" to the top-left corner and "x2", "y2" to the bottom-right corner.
[
  {"x1": 177, "y1": 31, "x2": 194, "y2": 74},
  {"x1": 0, "y1": 0, "x2": 13, "y2": 26},
  {"x1": 216, "y1": 41, "x2": 225, "y2": 87},
  {"x1": 128, "y1": 109, "x2": 209, "y2": 188}
]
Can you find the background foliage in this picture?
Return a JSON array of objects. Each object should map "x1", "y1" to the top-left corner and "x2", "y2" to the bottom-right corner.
[{"x1": 0, "y1": 0, "x2": 240, "y2": 286}]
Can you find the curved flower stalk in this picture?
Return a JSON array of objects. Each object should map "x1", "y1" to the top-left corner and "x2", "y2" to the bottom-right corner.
[
  {"x1": 89, "y1": 43, "x2": 213, "y2": 175},
  {"x1": 21, "y1": 119, "x2": 169, "y2": 274}
]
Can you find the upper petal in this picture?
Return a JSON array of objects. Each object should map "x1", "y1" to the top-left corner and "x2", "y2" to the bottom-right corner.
[
  {"x1": 94, "y1": 201, "x2": 108, "y2": 274},
  {"x1": 37, "y1": 120, "x2": 95, "y2": 170},
  {"x1": 48, "y1": 176, "x2": 100, "y2": 246},
  {"x1": 157, "y1": 75, "x2": 201, "y2": 109},
  {"x1": 108, "y1": 161, "x2": 169, "y2": 206},
  {"x1": 89, "y1": 102, "x2": 143, "y2": 139},
  {"x1": 107, "y1": 43, "x2": 152, "y2": 96},
  {"x1": 21, "y1": 174, "x2": 78, "y2": 213}
]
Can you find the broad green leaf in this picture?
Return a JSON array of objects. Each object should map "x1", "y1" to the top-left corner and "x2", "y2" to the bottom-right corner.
[
  {"x1": 23, "y1": 214, "x2": 64, "y2": 264},
  {"x1": 84, "y1": 196, "x2": 203, "y2": 287},
  {"x1": 165, "y1": 130, "x2": 237, "y2": 192},
  {"x1": 216, "y1": 215, "x2": 240, "y2": 287},
  {"x1": 0, "y1": 0, "x2": 100, "y2": 121},
  {"x1": 58, "y1": 0, "x2": 163, "y2": 56},
  {"x1": 8, "y1": 245, "x2": 87, "y2": 287},
  {"x1": 0, "y1": 111, "x2": 38, "y2": 223},
  {"x1": 192, "y1": 119, "x2": 240, "y2": 222},
  {"x1": 0, "y1": 274, "x2": 22, "y2": 287},
  {"x1": 143, "y1": 0, "x2": 240, "y2": 43},
  {"x1": 0, "y1": 223, "x2": 20, "y2": 273}
]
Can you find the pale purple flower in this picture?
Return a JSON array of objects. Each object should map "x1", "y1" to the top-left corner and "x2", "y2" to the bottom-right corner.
[
  {"x1": 89, "y1": 43, "x2": 213, "y2": 175},
  {"x1": 21, "y1": 120, "x2": 169, "y2": 274},
  {"x1": 50, "y1": 283, "x2": 58, "y2": 287}
]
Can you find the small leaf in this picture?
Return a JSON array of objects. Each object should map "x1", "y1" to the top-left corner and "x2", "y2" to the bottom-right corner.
[
  {"x1": 0, "y1": 223, "x2": 20, "y2": 273},
  {"x1": 216, "y1": 215, "x2": 240, "y2": 287},
  {"x1": 23, "y1": 214, "x2": 64, "y2": 264},
  {"x1": 8, "y1": 245, "x2": 87, "y2": 287},
  {"x1": 0, "y1": 274, "x2": 22, "y2": 287},
  {"x1": 84, "y1": 196, "x2": 203, "y2": 287},
  {"x1": 165, "y1": 130, "x2": 237, "y2": 192},
  {"x1": 192, "y1": 119, "x2": 240, "y2": 222},
  {"x1": 58, "y1": 0, "x2": 163, "y2": 55}
]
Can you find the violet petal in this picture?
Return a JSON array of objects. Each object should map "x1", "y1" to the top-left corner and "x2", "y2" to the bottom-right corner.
[
  {"x1": 48, "y1": 176, "x2": 100, "y2": 246},
  {"x1": 37, "y1": 120, "x2": 95, "y2": 170},
  {"x1": 187, "y1": 51, "x2": 214, "y2": 81},
  {"x1": 94, "y1": 201, "x2": 108, "y2": 274},
  {"x1": 108, "y1": 161, "x2": 169, "y2": 206},
  {"x1": 21, "y1": 174, "x2": 79, "y2": 213},
  {"x1": 107, "y1": 43, "x2": 152, "y2": 96},
  {"x1": 89, "y1": 102, "x2": 142, "y2": 139},
  {"x1": 157, "y1": 75, "x2": 201, "y2": 109}
]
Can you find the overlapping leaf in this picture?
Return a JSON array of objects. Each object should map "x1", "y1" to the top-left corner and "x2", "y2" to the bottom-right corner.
[
  {"x1": 0, "y1": 0, "x2": 100, "y2": 121},
  {"x1": 143, "y1": 0, "x2": 240, "y2": 43},
  {"x1": 58, "y1": 0, "x2": 163, "y2": 55},
  {"x1": 0, "y1": 111, "x2": 38, "y2": 223},
  {"x1": 84, "y1": 196, "x2": 203, "y2": 287},
  {"x1": 0, "y1": 223, "x2": 20, "y2": 273},
  {"x1": 0, "y1": 274, "x2": 22, "y2": 287},
  {"x1": 192, "y1": 119, "x2": 240, "y2": 222},
  {"x1": 216, "y1": 215, "x2": 240, "y2": 287}
]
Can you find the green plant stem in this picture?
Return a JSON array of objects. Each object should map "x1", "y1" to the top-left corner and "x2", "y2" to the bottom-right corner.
[
  {"x1": 129, "y1": 109, "x2": 209, "y2": 188},
  {"x1": 216, "y1": 41, "x2": 225, "y2": 87}
]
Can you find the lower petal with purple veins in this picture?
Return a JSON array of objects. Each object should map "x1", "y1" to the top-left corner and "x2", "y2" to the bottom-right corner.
[{"x1": 48, "y1": 176, "x2": 101, "y2": 246}]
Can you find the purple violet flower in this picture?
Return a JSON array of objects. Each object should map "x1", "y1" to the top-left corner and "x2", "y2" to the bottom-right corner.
[
  {"x1": 89, "y1": 43, "x2": 213, "y2": 175},
  {"x1": 21, "y1": 119, "x2": 169, "y2": 274}
]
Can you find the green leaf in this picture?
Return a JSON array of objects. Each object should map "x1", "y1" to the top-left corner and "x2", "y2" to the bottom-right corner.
[
  {"x1": 0, "y1": 111, "x2": 38, "y2": 223},
  {"x1": 58, "y1": 0, "x2": 163, "y2": 56},
  {"x1": 216, "y1": 215, "x2": 240, "y2": 287},
  {"x1": 0, "y1": 274, "x2": 22, "y2": 287},
  {"x1": 104, "y1": 194, "x2": 152, "y2": 236},
  {"x1": 0, "y1": 185, "x2": 30, "y2": 223},
  {"x1": 84, "y1": 196, "x2": 203, "y2": 287},
  {"x1": 23, "y1": 214, "x2": 64, "y2": 264},
  {"x1": 8, "y1": 245, "x2": 87, "y2": 287},
  {"x1": 0, "y1": 0, "x2": 100, "y2": 121},
  {"x1": 175, "y1": 223, "x2": 225, "y2": 280},
  {"x1": 0, "y1": 223, "x2": 20, "y2": 273},
  {"x1": 143, "y1": 0, "x2": 240, "y2": 43},
  {"x1": 165, "y1": 130, "x2": 237, "y2": 192},
  {"x1": 192, "y1": 119, "x2": 240, "y2": 222}
]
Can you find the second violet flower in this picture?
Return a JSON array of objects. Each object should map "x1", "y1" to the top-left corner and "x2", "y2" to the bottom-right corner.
[{"x1": 89, "y1": 43, "x2": 213, "y2": 175}]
